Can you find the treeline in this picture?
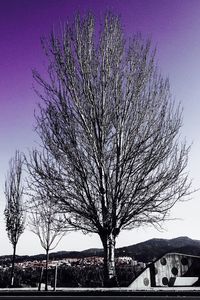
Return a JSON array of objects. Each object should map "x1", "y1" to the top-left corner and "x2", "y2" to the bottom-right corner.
[{"x1": 0, "y1": 263, "x2": 143, "y2": 288}]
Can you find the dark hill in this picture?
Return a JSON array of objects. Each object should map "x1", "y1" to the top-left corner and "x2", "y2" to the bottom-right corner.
[
  {"x1": 1, "y1": 236, "x2": 200, "y2": 264},
  {"x1": 116, "y1": 236, "x2": 200, "y2": 262}
]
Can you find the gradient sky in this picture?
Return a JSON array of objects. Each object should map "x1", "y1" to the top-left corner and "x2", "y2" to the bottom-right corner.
[{"x1": 0, "y1": 0, "x2": 200, "y2": 255}]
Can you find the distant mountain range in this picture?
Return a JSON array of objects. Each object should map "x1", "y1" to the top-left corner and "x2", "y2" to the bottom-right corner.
[
  {"x1": 1, "y1": 236, "x2": 200, "y2": 264},
  {"x1": 115, "y1": 236, "x2": 200, "y2": 262}
]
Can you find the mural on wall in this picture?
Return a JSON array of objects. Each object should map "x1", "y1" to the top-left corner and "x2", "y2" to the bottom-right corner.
[{"x1": 129, "y1": 253, "x2": 200, "y2": 289}]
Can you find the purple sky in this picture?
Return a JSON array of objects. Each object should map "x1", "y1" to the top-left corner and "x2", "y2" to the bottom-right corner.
[{"x1": 0, "y1": 0, "x2": 200, "y2": 255}]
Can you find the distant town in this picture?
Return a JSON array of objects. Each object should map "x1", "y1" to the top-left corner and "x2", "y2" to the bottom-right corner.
[
  {"x1": 0, "y1": 236, "x2": 200, "y2": 288},
  {"x1": 0, "y1": 256, "x2": 145, "y2": 271},
  {"x1": 0, "y1": 254, "x2": 145, "y2": 288}
]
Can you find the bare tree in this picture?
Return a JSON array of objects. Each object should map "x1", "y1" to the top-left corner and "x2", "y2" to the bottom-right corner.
[
  {"x1": 4, "y1": 150, "x2": 25, "y2": 287},
  {"x1": 27, "y1": 184, "x2": 66, "y2": 291},
  {"x1": 32, "y1": 13, "x2": 191, "y2": 286}
]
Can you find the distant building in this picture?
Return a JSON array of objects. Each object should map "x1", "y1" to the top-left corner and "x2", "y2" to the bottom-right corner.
[{"x1": 129, "y1": 253, "x2": 200, "y2": 289}]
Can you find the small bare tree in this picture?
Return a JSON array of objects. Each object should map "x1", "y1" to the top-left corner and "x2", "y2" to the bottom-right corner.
[
  {"x1": 27, "y1": 185, "x2": 66, "y2": 291},
  {"x1": 4, "y1": 150, "x2": 25, "y2": 287},
  {"x1": 32, "y1": 13, "x2": 191, "y2": 286}
]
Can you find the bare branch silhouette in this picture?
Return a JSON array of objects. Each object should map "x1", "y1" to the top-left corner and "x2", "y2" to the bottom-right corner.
[
  {"x1": 4, "y1": 150, "x2": 25, "y2": 287},
  {"x1": 31, "y1": 13, "x2": 191, "y2": 286}
]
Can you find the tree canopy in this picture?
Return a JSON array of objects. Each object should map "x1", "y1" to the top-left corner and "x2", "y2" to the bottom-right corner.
[{"x1": 30, "y1": 13, "x2": 191, "y2": 286}]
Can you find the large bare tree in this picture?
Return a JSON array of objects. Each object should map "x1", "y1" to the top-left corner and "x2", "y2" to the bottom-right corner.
[
  {"x1": 32, "y1": 13, "x2": 191, "y2": 286},
  {"x1": 4, "y1": 150, "x2": 25, "y2": 287}
]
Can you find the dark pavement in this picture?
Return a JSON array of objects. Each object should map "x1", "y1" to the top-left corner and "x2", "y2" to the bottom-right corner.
[
  {"x1": 1, "y1": 290, "x2": 200, "y2": 300},
  {"x1": 0, "y1": 296, "x2": 200, "y2": 300}
]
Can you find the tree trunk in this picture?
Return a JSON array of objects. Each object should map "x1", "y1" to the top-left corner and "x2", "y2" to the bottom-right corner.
[
  {"x1": 53, "y1": 264, "x2": 58, "y2": 291},
  {"x1": 10, "y1": 243, "x2": 16, "y2": 287},
  {"x1": 101, "y1": 233, "x2": 118, "y2": 287},
  {"x1": 38, "y1": 267, "x2": 44, "y2": 291},
  {"x1": 45, "y1": 249, "x2": 49, "y2": 291}
]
